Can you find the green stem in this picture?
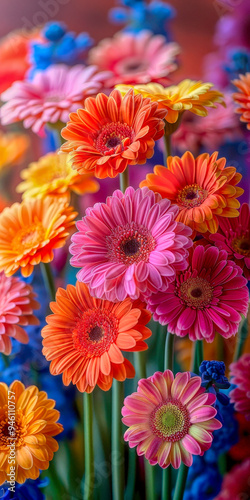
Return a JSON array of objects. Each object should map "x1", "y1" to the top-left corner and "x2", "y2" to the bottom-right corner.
[
  {"x1": 172, "y1": 463, "x2": 189, "y2": 500},
  {"x1": 119, "y1": 167, "x2": 129, "y2": 193},
  {"x1": 234, "y1": 316, "x2": 248, "y2": 361},
  {"x1": 40, "y1": 262, "x2": 56, "y2": 301},
  {"x1": 124, "y1": 448, "x2": 137, "y2": 500},
  {"x1": 2, "y1": 354, "x2": 10, "y2": 368},
  {"x1": 164, "y1": 133, "x2": 172, "y2": 160},
  {"x1": 112, "y1": 380, "x2": 125, "y2": 500},
  {"x1": 192, "y1": 340, "x2": 203, "y2": 374},
  {"x1": 162, "y1": 330, "x2": 175, "y2": 500},
  {"x1": 83, "y1": 392, "x2": 94, "y2": 500}
]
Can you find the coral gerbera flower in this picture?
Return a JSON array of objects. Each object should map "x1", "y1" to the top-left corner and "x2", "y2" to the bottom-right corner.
[
  {"x1": 60, "y1": 89, "x2": 166, "y2": 179},
  {"x1": 140, "y1": 151, "x2": 243, "y2": 235},
  {"x1": 0, "y1": 272, "x2": 39, "y2": 355},
  {"x1": 147, "y1": 245, "x2": 249, "y2": 342},
  {"x1": 116, "y1": 80, "x2": 225, "y2": 123},
  {"x1": 0, "y1": 380, "x2": 63, "y2": 484},
  {"x1": 214, "y1": 459, "x2": 250, "y2": 500},
  {"x1": 122, "y1": 370, "x2": 222, "y2": 468},
  {"x1": 16, "y1": 151, "x2": 99, "y2": 200},
  {"x1": 229, "y1": 354, "x2": 250, "y2": 420},
  {"x1": 0, "y1": 64, "x2": 110, "y2": 137},
  {"x1": 42, "y1": 281, "x2": 152, "y2": 393},
  {"x1": 232, "y1": 73, "x2": 250, "y2": 130},
  {"x1": 210, "y1": 203, "x2": 250, "y2": 280},
  {"x1": 0, "y1": 198, "x2": 77, "y2": 277},
  {"x1": 70, "y1": 186, "x2": 192, "y2": 302},
  {"x1": 88, "y1": 31, "x2": 180, "y2": 87},
  {"x1": 0, "y1": 132, "x2": 29, "y2": 172}
]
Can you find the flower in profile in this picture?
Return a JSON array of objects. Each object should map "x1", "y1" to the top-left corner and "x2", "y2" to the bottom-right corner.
[
  {"x1": 209, "y1": 203, "x2": 250, "y2": 280},
  {"x1": 229, "y1": 354, "x2": 250, "y2": 420},
  {"x1": 0, "y1": 380, "x2": 63, "y2": 484},
  {"x1": 0, "y1": 272, "x2": 40, "y2": 355},
  {"x1": 0, "y1": 64, "x2": 110, "y2": 137},
  {"x1": 232, "y1": 73, "x2": 250, "y2": 130},
  {"x1": 147, "y1": 245, "x2": 249, "y2": 342},
  {"x1": 88, "y1": 31, "x2": 180, "y2": 87},
  {"x1": 116, "y1": 80, "x2": 225, "y2": 123},
  {"x1": 60, "y1": 89, "x2": 166, "y2": 179},
  {"x1": 214, "y1": 459, "x2": 250, "y2": 500},
  {"x1": 140, "y1": 151, "x2": 243, "y2": 235},
  {"x1": 0, "y1": 198, "x2": 77, "y2": 277},
  {"x1": 122, "y1": 370, "x2": 221, "y2": 468},
  {"x1": 70, "y1": 186, "x2": 192, "y2": 301},
  {"x1": 16, "y1": 151, "x2": 99, "y2": 200},
  {"x1": 0, "y1": 132, "x2": 29, "y2": 172},
  {"x1": 42, "y1": 281, "x2": 152, "y2": 393}
]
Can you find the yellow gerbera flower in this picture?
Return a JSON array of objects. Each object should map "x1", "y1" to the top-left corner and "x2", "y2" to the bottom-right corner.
[
  {"x1": 17, "y1": 151, "x2": 99, "y2": 200},
  {"x1": 0, "y1": 132, "x2": 29, "y2": 171},
  {"x1": 116, "y1": 80, "x2": 225, "y2": 123}
]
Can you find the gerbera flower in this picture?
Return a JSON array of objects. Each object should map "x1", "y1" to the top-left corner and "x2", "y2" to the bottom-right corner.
[
  {"x1": 0, "y1": 198, "x2": 77, "y2": 277},
  {"x1": 122, "y1": 370, "x2": 222, "y2": 468},
  {"x1": 70, "y1": 186, "x2": 192, "y2": 302},
  {"x1": 229, "y1": 354, "x2": 250, "y2": 420},
  {"x1": 147, "y1": 245, "x2": 249, "y2": 342},
  {"x1": 0, "y1": 64, "x2": 110, "y2": 137},
  {"x1": 0, "y1": 272, "x2": 39, "y2": 355},
  {"x1": 214, "y1": 459, "x2": 250, "y2": 500},
  {"x1": 116, "y1": 80, "x2": 225, "y2": 123},
  {"x1": 0, "y1": 132, "x2": 29, "y2": 172},
  {"x1": 88, "y1": 31, "x2": 180, "y2": 87},
  {"x1": 140, "y1": 151, "x2": 243, "y2": 235},
  {"x1": 60, "y1": 89, "x2": 166, "y2": 179},
  {"x1": 16, "y1": 151, "x2": 99, "y2": 200},
  {"x1": 42, "y1": 281, "x2": 152, "y2": 393},
  {"x1": 0, "y1": 380, "x2": 63, "y2": 484},
  {"x1": 209, "y1": 203, "x2": 250, "y2": 279},
  {"x1": 232, "y1": 73, "x2": 250, "y2": 130}
]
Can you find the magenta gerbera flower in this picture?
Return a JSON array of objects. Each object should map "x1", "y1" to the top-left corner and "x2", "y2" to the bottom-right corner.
[
  {"x1": 214, "y1": 458, "x2": 250, "y2": 500},
  {"x1": 70, "y1": 187, "x2": 192, "y2": 302},
  {"x1": 147, "y1": 245, "x2": 249, "y2": 342},
  {"x1": 209, "y1": 203, "x2": 250, "y2": 280},
  {"x1": 229, "y1": 354, "x2": 250, "y2": 420},
  {"x1": 0, "y1": 64, "x2": 110, "y2": 136},
  {"x1": 122, "y1": 370, "x2": 221, "y2": 469}
]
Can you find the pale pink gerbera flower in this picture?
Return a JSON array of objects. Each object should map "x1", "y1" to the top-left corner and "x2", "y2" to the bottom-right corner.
[
  {"x1": 214, "y1": 458, "x2": 250, "y2": 500},
  {"x1": 0, "y1": 64, "x2": 110, "y2": 137},
  {"x1": 88, "y1": 30, "x2": 180, "y2": 87},
  {"x1": 229, "y1": 354, "x2": 250, "y2": 420},
  {"x1": 148, "y1": 245, "x2": 249, "y2": 342},
  {"x1": 0, "y1": 272, "x2": 40, "y2": 355},
  {"x1": 122, "y1": 370, "x2": 221, "y2": 469},
  {"x1": 70, "y1": 187, "x2": 192, "y2": 302}
]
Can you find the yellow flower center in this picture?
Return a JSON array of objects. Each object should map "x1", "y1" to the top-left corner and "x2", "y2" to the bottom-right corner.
[
  {"x1": 12, "y1": 223, "x2": 45, "y2": 252},
  {"x1": 0, "y1": 409, "x2": 27, "y2": 449},
  {"x1": 232, "y1": 237, "x2": 250, "y2": 257},
  {"x1": 179, "y1": 277, "x2": 213, "y2": 309},
  {"x1": 177, "y1": 184, "x2": 208, "y2": 208},
  {"x1": 151, "y1": 399, "x2": 190, "y2": 442}
]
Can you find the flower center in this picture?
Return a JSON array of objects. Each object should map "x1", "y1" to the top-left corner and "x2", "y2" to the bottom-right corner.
[
  {"x1": 150, "y1": 399, "x2": 190, "y2": 442},
  {"x1": 106, "y1": 221, "x2": 156, "y2": 265},
  {"x1": 177, "y1": 184, "x2": 207, "y2": 208},
  {"x1": 0, "y1": 409, "x2": 27, "y2": 448},
  {"x1": 12, "y1": 223, "x2": 45, "y2": 252},
  {"x1": 95, "y1": 122, "x2": 134, "y2": 155},
  {"x1": 232, "y1": 237, "x2": 250, "y2": 256},
  {"x1": 178, "y1": 277, "x2": 213, "y2": 309},
  {"x1": 72, "y1": 308, "x2": 119, "y2": 358}
]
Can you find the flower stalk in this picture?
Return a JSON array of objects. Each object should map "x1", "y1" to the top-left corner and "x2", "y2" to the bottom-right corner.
[
  {"x1": 40, "y1": 262, "x2": 56, "y2": 300},
  {"x1": 83, "y1": 392, "x2": 94, "y2": 500},
  {"x1": 112, "y1": 380, "x2": 125, "y2": 500},
  {"x1": 162, "y1": 330, "x2": 175, "y2": 500}
]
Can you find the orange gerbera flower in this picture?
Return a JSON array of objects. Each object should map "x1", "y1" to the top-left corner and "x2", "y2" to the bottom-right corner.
[
  {"x1": 0, "y1": 380, "x2": 63, "y2": 484},
  {"x1": 16, "y1": 151, "x2": 99, "y2": 200},
  {"x1": 232, "y1": 73, "x2": 250, "y2": 130},
  {"x1": 140, "y1": 151, "x2": 243, "y2": 235},
  {"x1": 42, "y1": 282, "x2": 152, "y2": 393},
  {"x1": 0, "y1": 132, "x2": 29, "y2": 172},
  {"x1": 0, "y1": 198, "x2": 77, "y2": 277},
  {"x1": 60, "y1": 89, "x2": 166, "y2": 179}
]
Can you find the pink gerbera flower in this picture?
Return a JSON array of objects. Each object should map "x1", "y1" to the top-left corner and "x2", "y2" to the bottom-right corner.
[
  {"x1": 122, "y1": 370, "x2": 221, "y2": 469},
  {"x1": 0, "y1": 64, "x2": 110, "y2": 137},
  {"x1": 229, "y1": 354, "x2": 250, "y2": 420},
  {"x1": 88, "y1": 30, "x2": 180, "y2": 87},
  {"x1": 0, "y1": 272, "x2": 40, "y2": 355},
  {"x1": 214, "y1": 458, "x2": 250, "y2": 500},
  {"x1": 209, "y1": 203, "x2": 250, "y2": 280},
  {"x1": 70, "y1": 187, "x2": 192, "y2": 302},
  {"x1": 147, "y1": 245, "x2": 249, "y2": 342}
]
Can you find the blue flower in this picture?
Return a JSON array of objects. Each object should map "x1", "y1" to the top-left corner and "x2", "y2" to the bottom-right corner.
[
  {"x1": 224, "y1": 48, "x2": 250, "y2": 81},
  {"x1": 199, "y1": 360, "x2": 230, "y2": 389},
  {"x1": 184, "y1": 457, "x2": 222, "y2": 500},
  {"x1": 205, "y1": 400, "x2": 239, "y2": 463},
  {"x1": 0, "y1": 478, "x2": 48, "y2": 500}
]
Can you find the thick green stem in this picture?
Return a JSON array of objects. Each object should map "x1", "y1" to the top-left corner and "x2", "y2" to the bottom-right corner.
[
  {"x1": 2, "y1": 354, "x2": 10, "y2": 368},
  {"x1": 40, "y1": 262, "x2": 56, "y2": 300},
  {"x1": 162, "y1": 330, "x2": 175, "y2": 500},
  {"x1": 124, "y1": 448, "x2": 137, "y2": 500},
  {"x1": 234, "y1": 316, "x2": 248, "y2": 361},
  {"x1": 112, "y1": 380, "x2": 125, "y2": 500},
  {"x1": 164, "y1": 133, "x2": 172, "y2": 161},
  {"x1": 192, "y1": 340, "x2": 203, "y2": 374},
  {"x1": 83, "y1": 392, "x2": 94, "y2": 500},
  {"x1": 172, "y1": 463, "x2": 189, "y2": 500},
  {"x1": 119, "y1": 168, "x2": 129, "y2": 193}
]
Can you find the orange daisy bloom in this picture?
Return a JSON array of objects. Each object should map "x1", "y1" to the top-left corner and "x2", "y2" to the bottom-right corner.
[
  {"x1": 0, "y1": 132, "x2": 29, "y2": 172},
  {"x1": 0, "y1": 198, "x2": 77, "y2": 277},
  {"x1": 0, "y1": 380, "x2": 63, "y2": 484},
  {"x1": 60, "y1": 89, "x2": 166, "y2": 179},
  {"x1": 42, "y1": 282, "x2": 152, "y2": 393},
  {"x1": 232, "y1": 73, "x2": 250, "y2": 130},
  {"x1": 140, "y1": 151, "x2": 243, "y2": 235}
]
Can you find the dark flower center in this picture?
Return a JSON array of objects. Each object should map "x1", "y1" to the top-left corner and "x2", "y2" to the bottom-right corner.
[
  {"x1": 177, "y1": 184, "x2": 208, "y2": 208},
  {"x1": 232, "y1": 237, "x2": 250, "y2": 256},
  {"x1": 88, "y1": 325, "x2": 104, "y2": 342},
  {"x1": 121, "y1": 238, "x2": 141, "y2": 256},
  {"x1": 190, "y1": 287, "x2": 203, "y2": 298},
  {"x1": 178, "y1": 277, "x2": 213, "y2": 309},
  {"x1": 106, "y1": 221, "x2": 156, "y2": 265}
]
